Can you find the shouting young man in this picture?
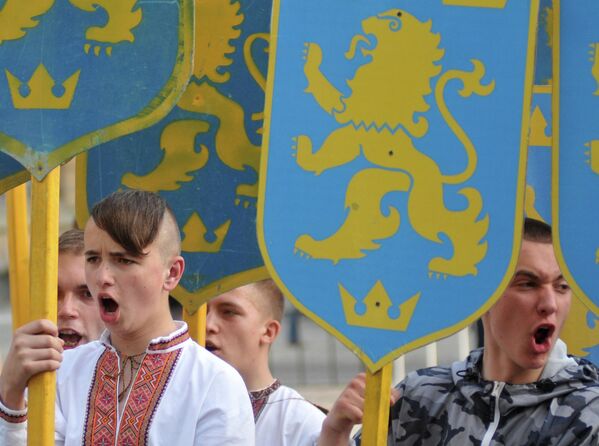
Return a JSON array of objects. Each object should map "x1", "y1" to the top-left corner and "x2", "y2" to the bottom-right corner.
[
  {"x1": 0, "y1": 190, "x2": 254, "y2": 445},
  {"x1": 319, "y1": 219, "x2": 599, "y2": 446},
  {"x1": 0, "y1": 229, "x2": 104, "y2": 411}
]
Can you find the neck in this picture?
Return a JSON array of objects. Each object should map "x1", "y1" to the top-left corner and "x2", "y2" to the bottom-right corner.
[
  {"x1": 111, "y1": 317, "x2": 177, "y2": 356},
  {"x1": 481, "y1": 345, "x2": 543, "y2": 384},
  {"x1": 243, "y1": 358, "x2": 276, "y2": 392}
]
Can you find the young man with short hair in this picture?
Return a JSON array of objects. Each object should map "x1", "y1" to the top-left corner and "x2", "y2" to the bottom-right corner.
[
  {"x1": 0, "y1": 229, "x2": 105, "y2": 411},
  {"x1": 0, "y1": 190, "x2": 254, "y2": 445},
  {"x1": 206, "y1": 279, "x2": 325, "y2": 445},
  {"x1": 319, "y1": 219, "x2": 599, "y2": 445}
]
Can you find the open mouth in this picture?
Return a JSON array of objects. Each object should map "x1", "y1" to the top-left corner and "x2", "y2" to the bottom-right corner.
[
  {"x1": 101, "y1": 297, "x2": 119, "y2": 314},
  {"x1": 534, "y1": 325, "x2": 554, "y2": 345},
  {"x1": 204, "y1": 341, "x2": 218, "y2": 353},
  {"x1": 59, "y1": 330, "x2": 82, "y2": 349}
]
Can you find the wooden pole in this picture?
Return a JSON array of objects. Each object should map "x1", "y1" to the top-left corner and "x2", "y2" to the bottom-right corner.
[
  {"x1": 27, "y1": 167, "x2": 60, "y2": 446},
  {"x1": 362, "y1": 363, "x2": 393, "y2": 445},
  {"x1": 183, "y1": 303, "x2": 207, "y2": 346},
  {"x1": 6, "y1": 182, "x2": 30, "y2": 331}
]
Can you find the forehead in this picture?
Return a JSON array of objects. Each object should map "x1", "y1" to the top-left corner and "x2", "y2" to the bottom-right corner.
[
  {"x1": 58, "y1": 251, "x2": 85, "y2": 274},
  {"x1": 515, "y1": 240, "x2": 561, "y2": 279},
  {"x1": 84, "y1": 219, "x2": 139, "y2": 254},
  {"x1": 57, "y1": 252, "x2": 86, "y2": 291},
  {"x1": 209, "y1": 286, "x2": 261, "y2": 311}
]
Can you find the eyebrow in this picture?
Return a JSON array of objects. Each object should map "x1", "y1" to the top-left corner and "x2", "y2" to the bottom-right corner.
[
  {"x1": 84, "y1": 249, "x2": 141, "y2": 258},
  {"x1": 513, "y1": 270, "x2": 565, "y2": 282},
  {"x1": 218, "y1": 301, "x2": 244, "y2": 311}
]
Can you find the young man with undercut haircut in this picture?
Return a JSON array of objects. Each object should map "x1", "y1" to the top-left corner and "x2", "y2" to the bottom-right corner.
[
  {"x1": 206, "y1": 279, "x2": 325, "y2": 445},
  {"x1": 0, "y1": 190, "x2": 254, "y2": 445},
  {"x1": 319, "y1": 219, "x2": 599, "y2": 446}
]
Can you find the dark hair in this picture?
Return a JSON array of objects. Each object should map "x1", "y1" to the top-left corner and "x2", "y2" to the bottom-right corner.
[
  {"x1": 58, "y1": 228, "x2": 85, "y2": 255},
  {"x1": 523, "y1": 218, "x2": 552, "y2": 244},
  {"x1": 90, "y1": 190, "x2": 177, "y2": 256}
]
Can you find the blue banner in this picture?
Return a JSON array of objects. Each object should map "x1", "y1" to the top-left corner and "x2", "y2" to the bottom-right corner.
[
  {"x1": 554, "y1": 0, "x2": 599, "y2": 315},
  {"x1": 0, "y1": 0, "x2": 193, "y2": 179},
  {"x1": 259, "y1": 0, "x2": 538, "y2": 370},
  {"x1": 78, "y1": 0, "x2": 272, "y2": 312}
]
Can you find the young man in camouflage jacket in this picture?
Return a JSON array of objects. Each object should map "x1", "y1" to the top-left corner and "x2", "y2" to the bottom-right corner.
[{"x1": 319, "y1": 219, "x2": 599, "y2": 446}]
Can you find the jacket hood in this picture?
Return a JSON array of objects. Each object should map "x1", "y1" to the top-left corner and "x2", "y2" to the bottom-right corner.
[{"x1": 451, "y1": 341, "x2": 599, "y2": 410}]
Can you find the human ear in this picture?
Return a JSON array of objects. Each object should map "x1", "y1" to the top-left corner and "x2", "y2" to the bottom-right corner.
[
  {"x1": 261, "y1": 319, "x2": 281, "y2": 346},
  {"x1": 164, "y1": 255, "x2": 185, "y2": 291}
]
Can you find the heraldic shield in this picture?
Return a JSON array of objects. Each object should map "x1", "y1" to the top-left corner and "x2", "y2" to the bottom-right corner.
[
  {"x1": 0, "y1": 152, "x2": 28, "y2": 194},
  {"x1": 524, "y1": 0, "x2": 599, "y2": 367},
  {"x1": 78, "y1": 0, "x2": 272, "y2": 313},
  {"x1": 554, "y1": 0, "x2": 599, "y2": 315},
  {"x1": 0, "y1": 0, "x2": 193, "y2": 179},
  {"x1": 259, "y1": 0, "x2": 539, "y2": 370}
]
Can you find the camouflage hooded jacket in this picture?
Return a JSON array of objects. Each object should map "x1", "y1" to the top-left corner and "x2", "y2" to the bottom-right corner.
[{"x1": 355, "y1": 346, "x2": 599, "y2": 446}]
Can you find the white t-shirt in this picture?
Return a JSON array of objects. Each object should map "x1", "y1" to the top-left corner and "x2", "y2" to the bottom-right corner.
[
  {"x1": 0, "y1": 322, "x2": 255, "y2": 445},
  {"x1": 253, "y1": 382, "x2": 325, "y2": 446}
]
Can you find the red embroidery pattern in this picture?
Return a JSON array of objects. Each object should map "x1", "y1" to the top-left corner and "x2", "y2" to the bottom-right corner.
[
  {"x1": 83, "y1": 348, "x2": 119, "y2": 446},
  {"x1": 148, "y1": 330, "x2": 190, "y2": 351},
  {"x1": 82, "y1": 348, "x2": 181, "y2": 446},
  {"x1": 118, "y1": 351, "x2": 181, "y2": 445},
  {"x1": 0, "y1": 407, "x2": 27, "y2": 424},
  {"x1": 250, "y1": 379, "x2": 281, "y2": 422}
]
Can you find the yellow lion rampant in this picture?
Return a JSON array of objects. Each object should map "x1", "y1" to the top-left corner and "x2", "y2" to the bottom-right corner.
[
  {"x1": 294, "y1": 9, "x2": 493, "y2": 277},
  {"x1": 123, "y1": 0, "x2": 263, "y2": 206},
  {"x1": 176, "y1": 0, "x2": 262, "y2": 205}
]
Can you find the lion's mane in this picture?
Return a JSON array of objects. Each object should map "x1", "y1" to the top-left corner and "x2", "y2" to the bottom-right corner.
[{"x1": 335, "y1": 10, "x2": 444, "y2": 137}]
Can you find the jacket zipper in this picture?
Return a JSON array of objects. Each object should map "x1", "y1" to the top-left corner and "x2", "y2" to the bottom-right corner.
[{"x1": 481, "y1": 381, "x2": 505, "y2": 446}]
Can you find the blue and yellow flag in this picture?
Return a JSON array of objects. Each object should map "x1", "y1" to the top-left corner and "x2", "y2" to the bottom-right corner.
[
  {"x1": 0, "y1": 0, "x2": 193, "y2": 179},
  {"x1": 78, "y1": 0, "x2": 272, "y2": 312},
  {"x1": 259, "y1": 0, "x2": 539, "y2": 371},
  {"x1": 553, "y1": 0, "x2": 599, "y2": 315}
]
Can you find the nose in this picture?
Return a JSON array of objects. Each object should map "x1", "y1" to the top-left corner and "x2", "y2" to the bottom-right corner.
[
  {"x1": 58, "y1": 294, "x2": 78, "y2": 320},
  {"x1": 205, "y1": 307, "x2": 218, "y2": 334},
  {"x1": 93, "y1": 261, "x2": 114, "y2": 288},
  {"x1": 537, "y1": 285, "x2": 558, "y2": 316}
]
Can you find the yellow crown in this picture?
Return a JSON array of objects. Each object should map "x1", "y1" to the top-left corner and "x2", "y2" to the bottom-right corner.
[
  {"x1": 5, "y1": 64, "x2": 80, "y2": 110},
  {"x1": 340, "y1": 281, "x2": 421, "y2": 331},
  {"x1": 442, "y1": 0, "x2": 508, "y2": 8},
  {"x1": 181, "y1": 212, "x2": 231, "y2": 253}
]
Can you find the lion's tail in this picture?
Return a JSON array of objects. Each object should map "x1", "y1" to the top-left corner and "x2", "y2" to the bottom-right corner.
[{"x1": 435, "y1": 59, "x2": 495, "y2": 185}]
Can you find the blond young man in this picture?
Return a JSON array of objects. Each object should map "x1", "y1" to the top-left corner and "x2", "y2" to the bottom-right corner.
[
  {"x1": 0, "y1": 190, "x2": 254, "y2": 445},
  {"x1": 206, "y1": 279, "x2": 325, "y2": 445}
]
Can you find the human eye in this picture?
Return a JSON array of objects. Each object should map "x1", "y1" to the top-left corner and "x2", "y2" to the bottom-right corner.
[
  {"x1": 79, "y1": 288, "x2": 93, "y2": 299},
  {"x1": 513, "y1": 277, "x2": 536, "y2": 289},
  {"x1": 85, "y1": 255, "x2": 99, "y2": 264},
  {"x1": 555, "y1": 281, "x2": 571, "y2": 294},
  {"x1": 221, "y1": 307, "x2": 238, "y2": 317},
  {"x1": 117, "y1": 257, "x2": 135, "y2": 265}
]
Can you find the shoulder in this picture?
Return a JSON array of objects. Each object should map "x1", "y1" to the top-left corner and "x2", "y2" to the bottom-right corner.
[
  {"x1": 402, "y1": 364, "x2": 454, "y2": 389},
  {"x1": 178, "y1": 341, "x2": 247, "y2": 388},
  {"x1": 270, "y1": 385, "x2": 327, "y2": 419},
  {"x1": 257, "y1": 385, "x2": 325, "y2": 445},
  {"x1": 59, "y1": 341, "x2": 105, "y2": 371}
]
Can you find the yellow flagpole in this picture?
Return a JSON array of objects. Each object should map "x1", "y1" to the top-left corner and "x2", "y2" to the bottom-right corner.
[
  {"x1": 362, "y1": 363, "x2": 393, "y2": 445},
  {"x1": 27, "y1": 167, "x2": 60, "y2": 446},
  {"x1": 6, "y1": 182, "x2": 31, "y2": 331},
  {"x1": 183, "y1": 304, "x2": 207, "y2": 346}
]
